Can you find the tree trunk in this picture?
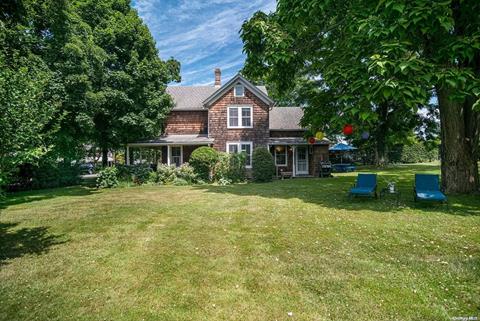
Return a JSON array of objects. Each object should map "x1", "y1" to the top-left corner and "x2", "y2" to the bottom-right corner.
[
  {"x1": 102, "y1": 147, "x2": 108, "y2": 167},
  {"x1": 374, "y1": 102, "x2": 389, "y2": 166},
  {"x1": 437, "y1": 87, "x2": 479, "y2": 193}
]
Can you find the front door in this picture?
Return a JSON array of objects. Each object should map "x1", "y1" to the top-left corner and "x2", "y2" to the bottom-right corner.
[{"x1": 295, "y1": 146, "x2": 309, "y2": 175}]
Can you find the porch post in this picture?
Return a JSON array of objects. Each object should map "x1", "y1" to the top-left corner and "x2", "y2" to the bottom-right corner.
[
  {"x1": 126, "y1": 145, "x2": 130, "y2": 165},
  {"x1": 292, "y1": 145, "x2": 296, "y2": 177},
  {"x1": 167, "y1": 145, "x2": 171, "y2": 166}
]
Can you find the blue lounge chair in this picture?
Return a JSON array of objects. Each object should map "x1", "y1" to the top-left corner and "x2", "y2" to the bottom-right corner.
[
  {"x1": 414, "y1": 174, "x2": 447, "y2": 203},
  {"x1": 349, "y1": 173, "x2": 377, "y2": 198}
]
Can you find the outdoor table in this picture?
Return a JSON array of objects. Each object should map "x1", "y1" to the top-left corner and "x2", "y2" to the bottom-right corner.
[{"x1": 380, "y1": 188, "x2": 401, "y2": 205}]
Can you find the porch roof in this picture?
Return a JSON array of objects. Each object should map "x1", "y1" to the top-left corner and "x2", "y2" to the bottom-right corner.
[
  {"x1": 268, "y1": 137, "x2": 330, "y2": 146},
  {"x1": 128, "y1": 134, "x2": 214, "y2": 147}
]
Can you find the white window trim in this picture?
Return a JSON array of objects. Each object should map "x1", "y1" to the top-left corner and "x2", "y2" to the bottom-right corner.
[
  {"x1": 234, "y1": 84, "x2": 245, "y2": 97},
  {"x1": 274, "y1": 146, "x2": 288, "y2": 166},
  {"x1": 227, "y1": 106, "x2": 253, "y2": 129},
  {"x1": 167, "y1": 145, "x2": 183, "y2": 167},
  {"x1": 226, "y1": 141, "x2": 253, "y2": 168}
]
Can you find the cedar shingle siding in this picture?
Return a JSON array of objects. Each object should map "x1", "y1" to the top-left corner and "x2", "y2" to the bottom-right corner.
[
  {"x1": 165, "y1": 111, "x2": 208, "y2": 135},
  {"x1": 208, "y1": 88, "x2": 270, "y2": 151}
]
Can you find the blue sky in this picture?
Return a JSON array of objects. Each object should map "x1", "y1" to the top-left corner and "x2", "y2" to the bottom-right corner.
[{"x1": 131, "y1": 0, "x2": 276, "y2": 86}]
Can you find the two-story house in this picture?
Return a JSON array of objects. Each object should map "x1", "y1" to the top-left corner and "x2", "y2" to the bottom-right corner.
[{"x1": 126, "y1": 69, "x2": 330, "y2": 177}]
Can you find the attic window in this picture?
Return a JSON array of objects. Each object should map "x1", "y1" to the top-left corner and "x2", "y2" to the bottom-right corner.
[{"x1": 234, "y1": 84, "x2": 244, "y2": 97}]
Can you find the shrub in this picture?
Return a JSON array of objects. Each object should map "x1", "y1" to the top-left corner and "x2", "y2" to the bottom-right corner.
[
  {"x1": 252, "y1": 147, "x2": 275, "y2": 182},
  {"x1": 96, "y1": 167, "x2": 119, "y2": 188},
  {"x1": 189, "y1": 147, "x2": 219, "y2": 181},
  {"x1": 155, "y1": 164, "x2": 177, "y2": 184},
  {"x1": 130, "y1": 164, "x2": 152, "y2": 185},
  {"x1": 31, "y1": 161, "x2": 81, "y2": 190},
  {"x1": 116, "y1": 164, "x2": 134, "y2": 181},
  {"x1": 213, "y1": 152, "x2": 246, "y2": 183},
  {"x1": 151, "y1": 163, "x2": 198, "y2": 185},
  {"x1": 217, "y1": 177, "x2": 232, "y2": 186},
  {"x1": 173, "y1": 178, "x2": 189, "y2": 186},
  {"x1": 176, "y1": 163, "x2": 198, "y2": 184},
  {"x1": 7, "y1": 158, "x2": 81, "y2": 191},
  {"x1": 116, "y1": 164, "x2": 152, "y2": 185}
]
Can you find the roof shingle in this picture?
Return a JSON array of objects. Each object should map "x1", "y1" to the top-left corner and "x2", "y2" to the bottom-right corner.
[
  {"x1": 167, "y1": 84, "x2": 269, "y2": 111},
  {"x1": 269, "y1": 107, "x2": 305, "y2": 130},
  {"x1": 166, "y1": 86, "x2": 217, "y2": 111}
]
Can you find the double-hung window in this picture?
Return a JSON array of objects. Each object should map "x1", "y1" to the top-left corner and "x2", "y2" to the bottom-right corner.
[
  {"x1": 274, "y1": 145, "x2": 287, "y2": 166},
  {"x1": 227, "y1": 142, "x2": 253, "y2": 168},
  {"x1": 228, "y1": 106, "x2": 252, "y2": 128}
]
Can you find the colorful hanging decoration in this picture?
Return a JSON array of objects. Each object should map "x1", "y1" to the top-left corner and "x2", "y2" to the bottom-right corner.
[
  {"x1": 343, "y1": 124, "x2": 354, "y2": 135},
  {"x1": 361, "y1": 131, "x2": 370, "y2": 140},
  {"x1": 315, "y1": 131, "x2": 324, "y2": 140},
  {"x1": 308, "y1": 137, "x2": 316, "y2": 145}
]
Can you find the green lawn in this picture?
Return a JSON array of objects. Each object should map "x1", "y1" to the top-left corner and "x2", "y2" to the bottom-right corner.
[{"x1": 1, "y1": 164, "x2": 479, "y2": 321}]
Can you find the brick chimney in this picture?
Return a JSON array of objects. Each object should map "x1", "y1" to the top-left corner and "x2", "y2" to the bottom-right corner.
[{"x1": 214, "y1": 68, "x2": 221, "y2": 87}]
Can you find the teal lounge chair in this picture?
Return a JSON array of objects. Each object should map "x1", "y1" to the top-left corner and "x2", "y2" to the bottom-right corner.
[
  {"x1": 414, "y1": 174, "x2": 447, "y2": 203},
  {"x1": 349, "y1": 174, "x2": 377, "y2": 198}
]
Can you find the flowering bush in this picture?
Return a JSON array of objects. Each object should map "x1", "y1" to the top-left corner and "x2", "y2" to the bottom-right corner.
[{"x1": 96, "y1": 167, "x2": 119, "y2": 188}]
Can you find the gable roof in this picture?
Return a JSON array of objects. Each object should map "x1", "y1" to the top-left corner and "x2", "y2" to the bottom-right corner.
[
  {"x1": 203, "y1": 74, "x2": 274, "y2": 107},
  {"x1": 166, "y1": 78, "x2": 270, "y2": 111},
  {"x1": 269, "y1": 107, "x2": 305, "y2": 130},
  {"x1": 166, "y1": 86, "x2": 217, "y2": 111}
]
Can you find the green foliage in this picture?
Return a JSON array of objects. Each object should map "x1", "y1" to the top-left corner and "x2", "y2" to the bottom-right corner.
[
  {"x1": 0, "y1": 59, "x2": 60, "y2": 190},
  {"x1": 173, "y1": 178, "x2": 189, "y2": 186},
  {"x1": 96, "y1": 166, "x2": 118, "y2": 188},
  {"x1": 115, "y1": 164, "x2": 151, "y2": 185},
  {"x1": 29, "y1": 161, "x2": 81, "y2": 190},
  {"x1": 115, "y1": 164, "x2": 134, "y2": 181},
  {"x1": 5, "y1": 157, "x2": 81, "y2": 191},
  {"x1": 0, "y1": 0, "x2": 180, "y2": 182},
  {"x1": 399, "y1": 143, "x2": 439, "y2": 164},
  {"x1": 252, "y1": 148, "x2": 275, "y2": 182},
  {"x1": 130, "y1": 164, "x2": 152, "y2": 185},
  {"x1": 150, "y1": 163, "x2": 198, "y2": 185},
  {"x1": 240, "y1": 0, "x2": 480, "y2": 186},
  {"x1": 152, "y1": 164, "x2": 177, "y2": 185},
  {"x1": 176, "y1": 163, "x2": 198, "y2": 184},
  {"x1": 213, "y1": 152, "x2": 246, "y2": 183},
  {"x1": 189, "y1": 147, "x2": 219, "y2": 181}
]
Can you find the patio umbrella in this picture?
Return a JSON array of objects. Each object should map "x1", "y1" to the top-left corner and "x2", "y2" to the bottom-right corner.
[
  {"x1": 329, "y1": 143, "x2": 357, "y2": 163},
  {"x1": 329, "y1": 143, "x2": 357, "y2": 151}
]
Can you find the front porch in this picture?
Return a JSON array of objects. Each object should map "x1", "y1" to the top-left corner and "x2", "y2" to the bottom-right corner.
[
  {"x1": 126, "y1": 135, "x2": 213, "y2": 168},
  {"x1": 268, "y1": 138, "x2": 330, "y2": 178}
]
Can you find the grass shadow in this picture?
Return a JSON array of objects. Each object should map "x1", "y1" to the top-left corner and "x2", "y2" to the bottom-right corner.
[
  {"x1": 194, "y1": 164, "x2": 480, "y2": 216},
  {"x1": 0, "y1": 222, "x2": 66, "y2": 266},
  {"x1": 0, "y1": 186, "x2": 97, "y2": 210}
]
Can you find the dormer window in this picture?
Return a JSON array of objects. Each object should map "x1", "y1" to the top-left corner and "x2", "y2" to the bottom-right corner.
[{"x1": 234, "y1": 84, "x2": 244, "y2": 97}]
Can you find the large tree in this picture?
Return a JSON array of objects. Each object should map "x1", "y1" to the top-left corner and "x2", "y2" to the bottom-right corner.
[
  {"x1": 0, "y1": 0, "x2": 64, "y2": 188},
  {"x1": 53, "y1": 0, "x2": 180, "y2": 166},
  {"x1": 0, "y1": 0, "x2": 180, "y2": 192},
  {"x1": 241, "y1": 0, "x2": 480, "y2": 193}
]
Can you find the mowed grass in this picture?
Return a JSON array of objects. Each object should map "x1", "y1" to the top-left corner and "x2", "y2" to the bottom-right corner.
[{"x1": 0, "y1": 164, "x2": 479, "y2": 321}]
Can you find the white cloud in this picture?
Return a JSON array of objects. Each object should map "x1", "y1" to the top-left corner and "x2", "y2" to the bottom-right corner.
[{"x1": 134, "y1": 0, "x2": 276, "y2": 85}]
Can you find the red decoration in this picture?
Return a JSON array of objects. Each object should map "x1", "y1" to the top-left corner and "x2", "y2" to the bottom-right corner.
[
  {"x1": 343, "y1": 124, "x2": 354, "y2": 135},
  {"x1": 308, "y1": 137, "x2": 316, "y2": 145}
]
